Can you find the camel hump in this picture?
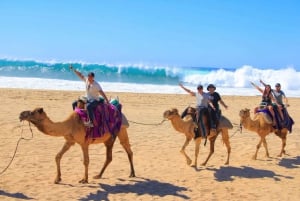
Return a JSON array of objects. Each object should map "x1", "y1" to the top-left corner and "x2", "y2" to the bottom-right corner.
[
  {"x1": 219, "y1": 115, "x2": 233, "y2": 129},
  {"x1": 182, "y1": 115, "x2": 193, "y2": 122},
  {"x1": 256, "y1": 113, "x2": 273, "y2": 124},
  {"x1": 260, "y1": 112, "x2": 273, "y2": 124}
]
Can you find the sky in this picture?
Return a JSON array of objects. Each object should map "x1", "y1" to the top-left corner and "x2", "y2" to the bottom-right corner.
[{"x1": 0, "y1": 0, "x2": 300, "y2": 69}]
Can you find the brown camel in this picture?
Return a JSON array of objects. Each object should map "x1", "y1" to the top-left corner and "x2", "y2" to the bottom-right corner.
[
  {"x1": 163, "y1": 108, "x2": 232, "y2": 167},
  {"x1": 19, "y1": 107, "x2": 135, "y2": 184},
  {"x1": 239, "y1": 108, "x2": 289, "y2": 159}
]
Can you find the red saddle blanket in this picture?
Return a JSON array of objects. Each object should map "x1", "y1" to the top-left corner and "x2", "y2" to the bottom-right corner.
[{"x1": 75, "y1": 103, "x2": 122, "y2": 139}]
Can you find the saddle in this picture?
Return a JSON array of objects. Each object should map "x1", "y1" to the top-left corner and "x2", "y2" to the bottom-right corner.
[
  {"x1": 257, "y1": 106, "x2": 294, "y2": 132},
  {"x1": 75, "y1": 97, "x2": 123, "y2": 140}
]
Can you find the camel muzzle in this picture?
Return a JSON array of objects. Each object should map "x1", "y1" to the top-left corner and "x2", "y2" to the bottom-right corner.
[{"x1": 19, "y1": 111, "x2": 31, "y2": 122}]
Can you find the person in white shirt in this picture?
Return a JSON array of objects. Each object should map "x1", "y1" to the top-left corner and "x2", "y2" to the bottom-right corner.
[
  {"x1": 179, "y1": 83, "x2": 213, "y2": 138},
  {"x1": 70, "y1": 65, "x2": 109, "y2": 127}
]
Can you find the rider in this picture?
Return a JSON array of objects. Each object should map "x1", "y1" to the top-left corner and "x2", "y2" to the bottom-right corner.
[
  {"x1": 179, "y1": 83, "x2": 213, "y2": 138},
  {"x1": 207, "y1": 84, "x2": 228, "y2": 138},
  {"x1": 259, "y1": 80, "x2": 289, "y2": 122},
  {"x1": 70, "y1": 65, "x2": 109, "y2": 127},
  {"x1": 251, "y1": 81, "x2": 278, "y2": 126}
]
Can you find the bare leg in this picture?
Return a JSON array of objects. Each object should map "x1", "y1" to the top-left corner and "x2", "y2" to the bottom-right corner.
[{"x1": 268, "y1": 106, "x2": 276, "y2": 125}]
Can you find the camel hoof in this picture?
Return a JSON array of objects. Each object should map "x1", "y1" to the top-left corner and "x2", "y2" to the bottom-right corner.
[
  {"x1": 129, "y1": 173, "x2": 136, "y2": 177},
  {"x1": 190, "y1": 163, "x2": 196, "y2": 168},
  {"x1": 93, "y1": 174, "x2": 101, "y2": 179},
  {"x1": 79, "y1": 179, "x2": 88, "y2": 184},
  {"x1": 186, "y1": 159, "x2": 192, "y2": 166},
  {"x1": 252, "y1": 156, "x2": 257, "y2": 160},
  {"x1": 224, "y1": 162, "x2": 229, "y2": 165},
  {"x1": 54, "y1": 178, "x2": 61, "y2": 184},
  {"x1": 201, "y1": 162, "x2": 207, "y2": 166}
]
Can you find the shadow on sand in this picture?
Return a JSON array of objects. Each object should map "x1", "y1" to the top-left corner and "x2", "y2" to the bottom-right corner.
[
  {"x1": 207, "y1": 166, "x2": 294, "y2": 182},
  {"x1": 0, "y1": 190, "x2": 33, "y2": 200},
  {"x1": 278, "y1": 156, "x2": 300, "y2": 168},
  {"x1": 79, "y1": 177, "x2": 189, "y2": 201}
]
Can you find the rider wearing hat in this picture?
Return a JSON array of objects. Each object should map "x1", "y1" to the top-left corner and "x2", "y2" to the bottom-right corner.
[{"x1": 207, "y1": 84, "x2": 228, "y2": 138}]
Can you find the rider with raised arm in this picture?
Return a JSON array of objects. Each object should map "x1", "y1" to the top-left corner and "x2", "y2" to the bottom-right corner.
[
  {"x1": 70, "y1": 65, "x2": 109, "y2": 127},
  {"x1": 179, "y1": 83, "x2": 213, "y2": 138}
]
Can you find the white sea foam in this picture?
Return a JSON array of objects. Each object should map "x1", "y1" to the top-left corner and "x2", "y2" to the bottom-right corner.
[{"x1": 1, "y1": 76, "x2": 299, "y2": 97}]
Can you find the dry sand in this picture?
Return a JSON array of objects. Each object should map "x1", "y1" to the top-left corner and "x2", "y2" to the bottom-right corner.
[{"x1": 0, "y1": 88, "x2": 299, "y2": 201}]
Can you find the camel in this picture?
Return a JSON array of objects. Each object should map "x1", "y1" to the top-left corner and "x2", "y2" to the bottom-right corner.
[
  {"x1": 19, "y1": 107, "x2": 135, "y2": 184},
  {"x1": 163, "y1": 107, "x2": 232, "y2": 167},
  {"x1": 239, "y1": 108, "x2": 292, "y2": 159}
]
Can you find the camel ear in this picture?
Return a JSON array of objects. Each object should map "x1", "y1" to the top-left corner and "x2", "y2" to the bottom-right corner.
[{"x1": 38, "y1": 108, "x2": 44, "y2": 114}]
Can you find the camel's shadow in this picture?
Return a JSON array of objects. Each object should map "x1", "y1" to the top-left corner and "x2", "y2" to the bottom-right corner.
[
  {"x1": 79, "y1": 177, "x2": 189, "y2": 201},
  {"x1": 278, "y1": 156, "x2": 300, "y2": 168},
  {"x1": 0, "y1": 190, "x2": 33, "y2": 200},
  {"x1": 206, "y1": 166, "x2": 294, "y2": 182}
]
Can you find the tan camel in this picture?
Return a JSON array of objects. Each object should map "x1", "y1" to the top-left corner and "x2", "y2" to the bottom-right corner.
[
  {"x1": 19, "y1": 107, "x2": 135, "y2": 184},
  {"x1": 239, "y1": 108, "x2": 289, "y2": 159},
  {"x1": 163, "y1": 108, "x2": 232, "y2": 167}
]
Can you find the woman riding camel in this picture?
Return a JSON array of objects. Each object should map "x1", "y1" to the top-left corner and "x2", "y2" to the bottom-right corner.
[
  {"x1": 259, "y1": 80, "x2": 289, "y2": 122},
  {"x1": 251, "y1": 81, "x2": 279, "y2": 126}
]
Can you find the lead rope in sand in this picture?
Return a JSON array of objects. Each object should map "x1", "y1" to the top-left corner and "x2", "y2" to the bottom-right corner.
[
  {"x1": 228, "y1": 122, "x2": 242, "y2": 138},
  {"x1": 0, "y1": 122, "x2": 34, "y2": 175},
  {"x1": 128, "y1": 119, "x2": 167, "y2": 126}
]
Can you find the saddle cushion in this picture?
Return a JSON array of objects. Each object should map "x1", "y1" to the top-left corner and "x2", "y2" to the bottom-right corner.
[{"x1": 75, "y1": 103, "x2": 122, "y2": 139}]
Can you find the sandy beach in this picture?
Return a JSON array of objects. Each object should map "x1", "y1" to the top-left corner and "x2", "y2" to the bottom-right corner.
[{"x1": 0, "y1": 88, "x2": 299, "y2": 201}]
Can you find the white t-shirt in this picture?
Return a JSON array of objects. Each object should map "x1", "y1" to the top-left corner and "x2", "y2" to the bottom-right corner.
[
  {"x1": 86, "y1": 79, "x2": 102, "y2": 101},
  {"x1": 196, "y1": 92, "x2": 209, "y2": 107}
]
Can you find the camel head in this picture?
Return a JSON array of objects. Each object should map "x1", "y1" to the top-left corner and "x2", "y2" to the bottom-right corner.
[
  {"x1": 19, "y1": 108, "x2": 48, "y2": 125},
  {"x1": 239, "y1": 108, "x2": 250, "y2": 119},
  {"x1": 163, "y1": 108, "x2": 179, "y2": 120}
]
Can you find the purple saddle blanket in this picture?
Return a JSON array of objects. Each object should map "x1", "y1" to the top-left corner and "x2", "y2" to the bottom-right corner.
[
  {"x1": 75, "y1": 103, "x2": 122, "y2": 139},
  {"x1": 258, "y1": 107, "x2": 294, "y2": 133}
]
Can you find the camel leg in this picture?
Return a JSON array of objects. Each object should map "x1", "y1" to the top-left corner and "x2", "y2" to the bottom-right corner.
[
  {"x1": 261, "y1": 137, "x2": 270, "y2": 158},
  {"x1": 94, "y1": 137, "x2": 115, "y2": 179},
  {"x1": 201, "y1": 134, "x2": 217, "y2": 166},
  {"x1": 253, "y1": 138, "x2": 263, "y2": 160},
  {"x1": 79, "y1": 144, "x2": 89, "y2": 184},
  {"x1": 55, "y1": 141, "x2": 74, "y2": 184},
  {"x1": 191, "y1": 137, "x2": 201, "y2": 167},
  {"x1": 278, "y1": 131, "x2": 287, "y2": 157},
  {"x1": 221, "y1": 129, "x2": 231, "y2": 165},
  {"x1": 180, "y1": 137, "x2": 192, "y2": 166},
  {"x1": 117, "y1": 128, "x2": 135, "y2": 177}
]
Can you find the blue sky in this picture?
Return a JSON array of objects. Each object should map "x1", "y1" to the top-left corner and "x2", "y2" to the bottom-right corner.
[{"x1": 1, "y1": 0, "x2": 299, "y2": 69}]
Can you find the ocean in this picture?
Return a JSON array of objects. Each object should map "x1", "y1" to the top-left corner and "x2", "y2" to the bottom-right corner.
[{"x1": 0, "y1": 59, "x2": 299, "y2": 97}]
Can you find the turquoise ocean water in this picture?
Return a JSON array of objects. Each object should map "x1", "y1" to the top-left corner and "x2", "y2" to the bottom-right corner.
[{"x1": 0, "y1": 59, "x2": 299, "y2": 97}]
